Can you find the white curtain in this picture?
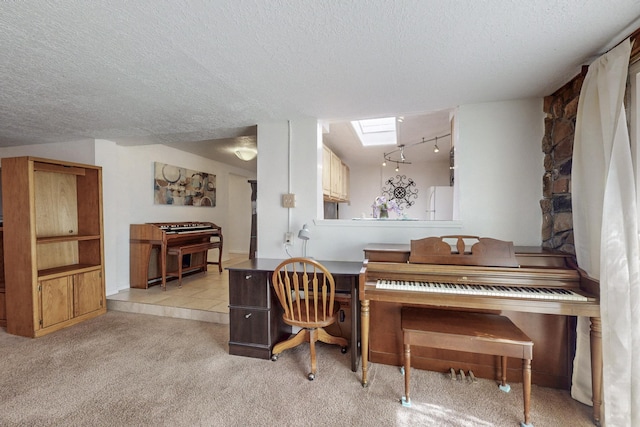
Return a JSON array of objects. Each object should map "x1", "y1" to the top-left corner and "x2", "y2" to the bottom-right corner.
[{"x1": 572, "y1": 38, "x2": 640, "y2": 427}]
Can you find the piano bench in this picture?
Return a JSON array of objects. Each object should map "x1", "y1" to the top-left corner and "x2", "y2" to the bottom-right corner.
[
  {"x1": 166, "y1": 242, "x2": 222, "y2": 288},
  {"x1": 401, "y1": 307, "x2": 533, "y2": 427}
]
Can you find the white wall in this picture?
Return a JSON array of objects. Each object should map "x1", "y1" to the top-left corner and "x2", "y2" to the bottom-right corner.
[
  {"x1": 455, "y1": 100, "x2": 544, "y2": 239},
  {"x1": 95, "y1": 140, "x2": 120, "y2": 302},
  {"x1": 0, "y1": 140, "x2": 256, "y2": 296},
  {"x1": 256, "y1": 98, "x2": 544, "y2": 262},
  {"x1": 256, "y1": 119, "x2": 321, "y2": 259},
  {"x1": 227, "y1": 173, "x2": 252, "y2": 254},
  {"x1": 342, "y1": 160, "x2": 450, "y2": 220}
]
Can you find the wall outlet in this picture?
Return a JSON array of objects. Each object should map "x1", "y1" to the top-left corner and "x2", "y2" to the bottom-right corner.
[
  {"x1": 284, "y1": 232, "x2": 294, "y2": 246},
  {"x1": 282, "y1": 193, "x2": 296, "y2": 208}
]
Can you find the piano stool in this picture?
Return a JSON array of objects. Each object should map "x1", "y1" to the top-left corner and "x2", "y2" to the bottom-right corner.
[
  {"x1": 401, "y1": 307, "x2": 534, "y2": 427},
  {"x1": 166, "y1": 241, "x2": 223, "y2": 288}
]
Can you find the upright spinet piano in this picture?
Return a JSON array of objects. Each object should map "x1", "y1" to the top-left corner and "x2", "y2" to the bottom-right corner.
[
  {"x1": 130, "y1": 222, "x2": 223, "y2": 289},
  {"x1": 360, "y1": 236, "x2": 602, "y2": 425}
]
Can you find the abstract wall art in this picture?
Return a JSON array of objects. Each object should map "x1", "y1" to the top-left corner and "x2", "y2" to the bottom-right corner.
[{"x1": 153, "y1": 162, "x2": 216, "y2": 207}]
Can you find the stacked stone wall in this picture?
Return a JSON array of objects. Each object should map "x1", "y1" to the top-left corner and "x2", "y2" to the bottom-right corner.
[{"x1": 541, "y1": 68, "x2": 587, "y2": 254}]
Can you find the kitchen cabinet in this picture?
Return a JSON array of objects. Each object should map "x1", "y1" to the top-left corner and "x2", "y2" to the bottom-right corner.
[
  {"x1": 341, "y1": 161, "x2": 350, "y2": 201},
  {"x1": 322, "y1": 146, "x2": 331, "y2": 196},
  {"x1": 1, "y1": 156, "x2": 106, "y2": 337},
  {"x1": 323, "y1": 145, "x2": 350, "y2": 202}
]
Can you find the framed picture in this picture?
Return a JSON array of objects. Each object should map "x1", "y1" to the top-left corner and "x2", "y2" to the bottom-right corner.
[{"x1": 153, "y1": 162, "x2": 216, "y2": 207}]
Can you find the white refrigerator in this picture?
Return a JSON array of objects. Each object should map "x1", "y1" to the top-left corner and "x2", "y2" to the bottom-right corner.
[{"x1": 426, "y1": 186, "x2": 453, "y2": 220}]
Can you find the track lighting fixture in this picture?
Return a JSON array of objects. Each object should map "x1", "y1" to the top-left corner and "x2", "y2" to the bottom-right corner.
[{"x1": 382, "y1": 133, "x2": 450, "y2": 166}]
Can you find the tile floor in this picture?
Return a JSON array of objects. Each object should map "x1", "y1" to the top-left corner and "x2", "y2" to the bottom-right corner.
[{"x1": 106, "y1": 253, "x2": 249, "y2": 324}]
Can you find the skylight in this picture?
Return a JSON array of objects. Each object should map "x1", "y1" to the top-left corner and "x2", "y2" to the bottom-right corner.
[{"x1": 350, "y1": 117, "x2": 398, "y2": 146}]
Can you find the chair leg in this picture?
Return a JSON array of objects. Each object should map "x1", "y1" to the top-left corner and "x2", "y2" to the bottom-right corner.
[
  {"x1": 272, "y1": 329, "x2": 310, "y2": 357},
  {"x1": 317, "y1": 327, "x2": 348, "y2": 348},
  {"x1": 309, "y1": 328, "x2": 318, "y2": 380},
  {"x1": 273, "y1": 327, "x2": 347, "y2": 381}
]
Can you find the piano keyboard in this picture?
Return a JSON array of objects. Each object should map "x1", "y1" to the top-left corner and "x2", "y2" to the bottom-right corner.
[
  {"x1": 375, "y1": 280, "x2": 589, "y2": 301},
  {"x1": 159, "y1": 223, "x2": 216, "y2": 234}
]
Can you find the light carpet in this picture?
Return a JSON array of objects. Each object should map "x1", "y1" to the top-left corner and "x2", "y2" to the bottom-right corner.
[{"x1": 0, "y1": 311, "x2": 594, "y2": 426}]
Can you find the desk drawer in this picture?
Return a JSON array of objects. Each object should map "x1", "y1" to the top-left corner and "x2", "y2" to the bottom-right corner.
[
  {"x1": 229, "y1": 307, "x2": 270, "y2": 346},
  {"x1": 228, "y1": 270, "x2": 270, "y2": 308}
]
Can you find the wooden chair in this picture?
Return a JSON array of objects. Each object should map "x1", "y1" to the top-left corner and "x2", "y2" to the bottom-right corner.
[{"x1": 270, "y1": 257, "x2": 348, "y2": 380}]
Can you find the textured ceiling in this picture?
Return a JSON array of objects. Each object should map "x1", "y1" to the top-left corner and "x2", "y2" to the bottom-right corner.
[{"x1": 1, "y1": 1, "x2": 640, "y2": 170}]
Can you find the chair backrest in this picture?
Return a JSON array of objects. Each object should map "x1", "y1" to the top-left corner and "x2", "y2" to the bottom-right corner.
[{"x1": 271, "y1": 258, "x2": 337, "y2": 327}]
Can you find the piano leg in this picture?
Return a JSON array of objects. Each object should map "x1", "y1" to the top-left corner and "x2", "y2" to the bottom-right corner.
[
  {"x1": 161, "y1": 243, "x2": 168, "y2": 291},
  {"x1": 500, "y1": 356, "x2": 509, "y2": 391},
  {"x1": 590, "y1": 316, "x2": 603, "y2": 427},
  {"x1": 402, "y1": 342, "x2": 411, "y2": 407},
  {"x1": 522, "y1": 358, "x2": 532, "y2": 427},
  {"x1": 361, "y1": 299, "x2": 370, "y2": 387}
]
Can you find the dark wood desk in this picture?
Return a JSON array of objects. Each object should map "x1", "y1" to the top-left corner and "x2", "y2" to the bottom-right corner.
[{"x1": 226, "y1": 258, "x2": 364, "y2": 372}]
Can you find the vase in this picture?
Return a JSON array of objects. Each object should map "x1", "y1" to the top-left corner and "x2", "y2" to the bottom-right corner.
[{"x1": 379, "y1": 208, "x2": 389, "y2": 219}]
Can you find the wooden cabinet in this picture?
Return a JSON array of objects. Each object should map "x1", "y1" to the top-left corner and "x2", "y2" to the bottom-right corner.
[
  {"x1": 228, "y1": 269, "x2": 290, "y2": 359},
  {"x1": 322, "y1": 145, "x2": 350, "y2": 202},
  {"x1": 330, "y1": 150, "x2": 341, "y2": 198},
  {"x1": 341, "y1": 161, "x2": 350, "y2": 201},
  {"x1": 1, "y1": 156, "x2": 106, "y2": 337},
  {"x1": 322, "y1": 146, "x2": 331, "y2": 196}
]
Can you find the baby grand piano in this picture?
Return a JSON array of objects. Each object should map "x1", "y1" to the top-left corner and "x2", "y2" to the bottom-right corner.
[
  {"x1": 360, "y1": 236, "x2": 602, "y2": 426},
  {"x1": 130, "y1": 222, "x2": 223, "y2": 290}
]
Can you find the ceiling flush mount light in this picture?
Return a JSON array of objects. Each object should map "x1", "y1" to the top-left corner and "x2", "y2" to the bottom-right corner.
[
  {"x1": 383, "y1": 133, "x2": 450, "y2": 166},
  {"x1": 235, "y1": 147, "x2": 257, "y2": 161}
]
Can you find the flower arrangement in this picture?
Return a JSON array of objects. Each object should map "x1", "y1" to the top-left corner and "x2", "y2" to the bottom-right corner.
[{"x1": 372, "y1": 196, "x2": 401, "y2": 218}]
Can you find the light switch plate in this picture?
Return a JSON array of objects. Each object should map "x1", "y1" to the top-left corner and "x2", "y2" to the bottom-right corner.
[{"x1": 282, "y1": 193, "x2": 296, "y2": 208}]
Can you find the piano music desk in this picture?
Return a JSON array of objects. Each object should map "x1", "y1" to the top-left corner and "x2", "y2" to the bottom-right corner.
[{"x1": 401, "y1": 307, "x2": 533, "y2": 427}]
